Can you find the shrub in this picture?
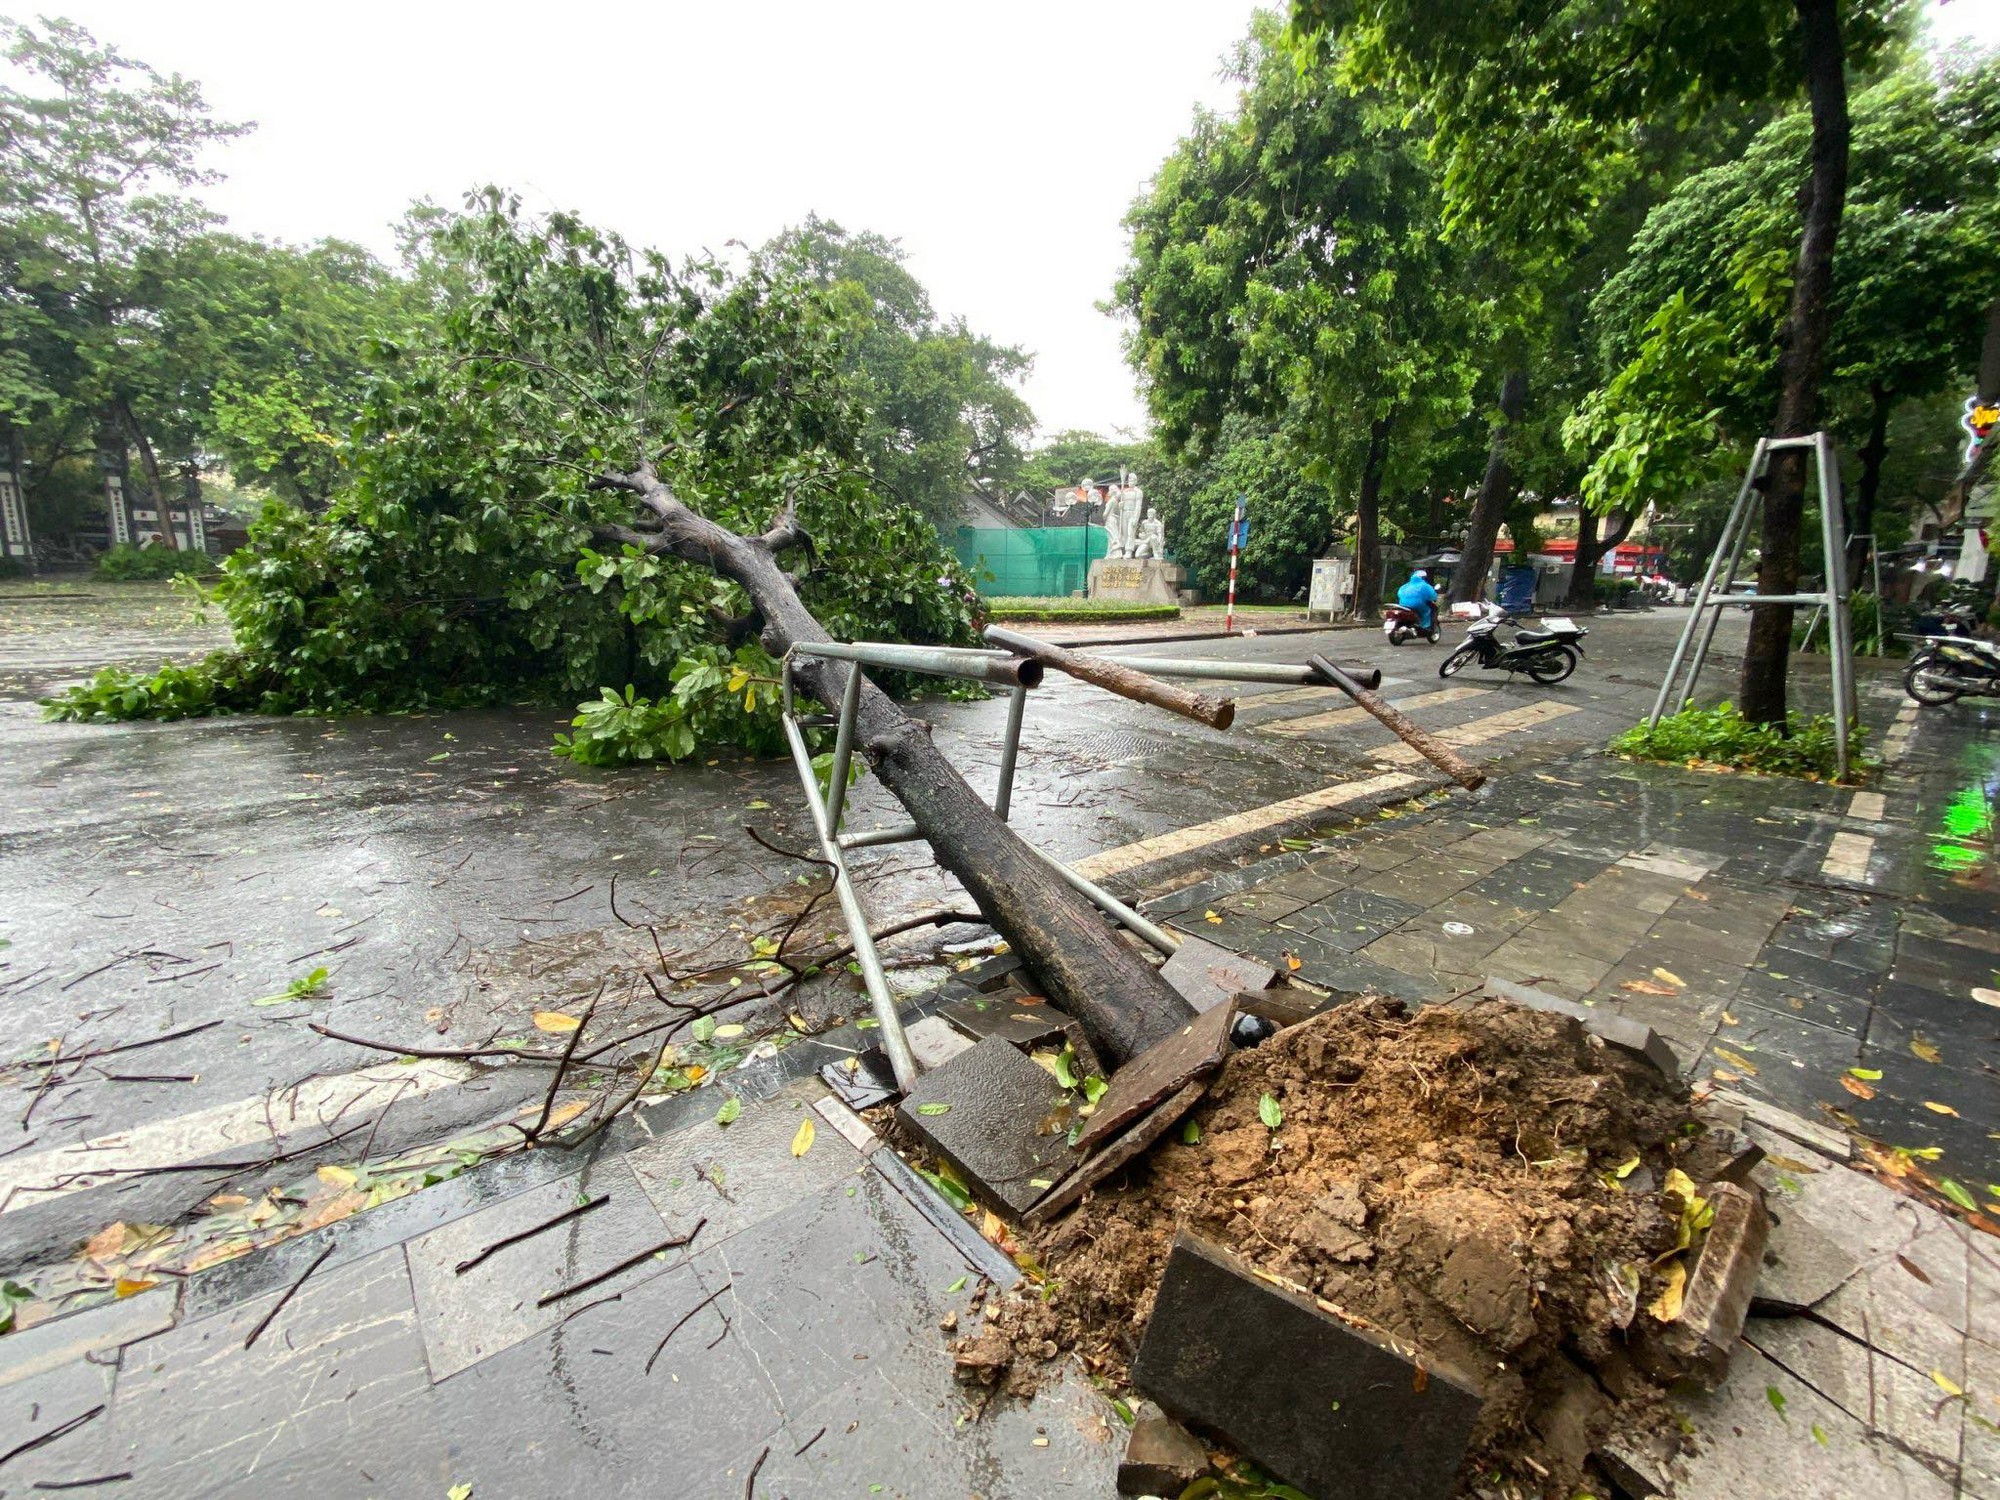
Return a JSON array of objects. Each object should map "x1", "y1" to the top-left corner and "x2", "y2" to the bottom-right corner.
[
  {"x1": 95, "y1": 544, "x2": 218, "y2": 581},
  {"x1": 42, "y1": 653, "x2": 262, "y2": 723},
  {"x1": 982, "y1": 598, "x2": 1179, "y2": 623},
  {"x1": 1609, "y1": 702, "x2": 1872, "y2": 783}
]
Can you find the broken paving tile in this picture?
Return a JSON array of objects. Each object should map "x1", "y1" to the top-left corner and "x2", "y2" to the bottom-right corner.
[
  {"x1": 1071, "y1": 996, "x2": 1237, "y2": 1154},
  {"x1": 937, "y1": 995, "x2": 1072, "y2": 1052},
  {"x1": 1132, "y1": 1229, "x2": 1482, "y2": 1500},
  {"x1": 896, "y1": 1036, "x2": 1077, "y2": 1219},
  {"x1": 1482, "y1": 976, "x2": 1680, "y2": 1078},
  {"x1": 820, "y1": 1046, "x2": 897, "y2": 1110},
  {"x1": 1159, "y1": 932, "x2": 1275, "y2": 1013},
  {"x1": 1025, "y1": 1080, "x2": 1207, "y2": 1227},
  {"x1": 1742, "y1": 1317, "x2": 1963, "y2": 1468},
  {"x1": 1753, "y1": 1204, "x2": 1863, "y2": 1313},
  {"x1": 907, "y1": 1014, "x2": 976, "y2": 1071},
  {"x1": 1118, "y1": 1401, "x2": 1208, "y2": 1497},
  {"x1": 0, "y1": 1282, "x2": 177, "y2": 1389},
  {"x1": 1711, "y1": 1086, "x2": 1852, "y2": 1161}
]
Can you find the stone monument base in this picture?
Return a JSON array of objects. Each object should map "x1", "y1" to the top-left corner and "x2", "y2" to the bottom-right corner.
[{"x1": 1089, "y1": 557, "x2": 1186, "y2": 606}]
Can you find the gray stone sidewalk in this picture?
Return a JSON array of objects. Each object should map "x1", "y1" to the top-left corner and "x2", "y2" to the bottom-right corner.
[{"x1": 0, "y1": 1076, "x2": 1119, "y2": 1498}]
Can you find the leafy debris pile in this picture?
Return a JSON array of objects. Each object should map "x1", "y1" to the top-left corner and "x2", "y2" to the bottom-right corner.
[{"x1": 977, "y1": 997, "x2": 1745, "y2": 1498}]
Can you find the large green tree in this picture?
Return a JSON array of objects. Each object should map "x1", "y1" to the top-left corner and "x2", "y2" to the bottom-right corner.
[
  {"x1": 766, "y1": 216, "x2": 1034, "y2": 531},
  {"x1": 1581, "y1": 57, "x2": 2000, "y2": 570},
  {"x1": 1119, "y1": 16, "x2": 1473, "y2": 619},
  {"x1": 0, "y1": 14, "x2": 250, "y2": 545}
]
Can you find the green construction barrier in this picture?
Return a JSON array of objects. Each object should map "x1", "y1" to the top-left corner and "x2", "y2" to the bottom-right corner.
[{"x1": 953, "y1": 524, "x2": 1107, "y2": 598}]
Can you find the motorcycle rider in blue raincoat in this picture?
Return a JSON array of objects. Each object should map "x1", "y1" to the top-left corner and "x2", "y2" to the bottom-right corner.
[{"x1": 1396, "y1": 569, "x2": 1439, "y2": 633}]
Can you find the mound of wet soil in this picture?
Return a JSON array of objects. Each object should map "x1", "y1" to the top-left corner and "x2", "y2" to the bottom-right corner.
[{"x1": 982, "y1": 998, "x2": 1729, "y2": 1498}]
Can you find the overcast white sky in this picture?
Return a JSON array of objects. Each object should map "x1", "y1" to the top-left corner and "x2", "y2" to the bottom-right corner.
[{"x1": 18, "y1": 1, "x2": 2000, "y2": 440}]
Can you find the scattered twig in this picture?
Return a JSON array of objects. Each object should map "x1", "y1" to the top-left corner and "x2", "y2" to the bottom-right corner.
[
  {"x1": 307, "y1": 1022, "x2": 563, "y2": 1065},
  {"x1": 522, "y1": 990, "x2": 600, "y2": 1142},
  {"x1": 455, "y1": 1194, "x2": 610, "y2": 1275},
  {"x1": 550, "y1": 884, "x2": 595, "y2": 905},
  {"x1": 59, "y1": 953, "x2": 138, "y2": 991},
  {"x1": 645, "y1": 1278, "x2": 734, "y2": 1373},
  {"x1": 17, "y1": 1020, "x2": 223, "y2": 1071},
  {"x1": 98, "y1": 1073, "x2": 196, "y2": 1084},
  {"x1": 554, "y1": 1290, "x2": 623, "y2": 1327},
  {"x1": 285, "y1": 934, "x2": 360, "y2": 965},
  {"x1": 743, "y1": 1446, "x2": 768, "y2": 1499},
  {"x1": 146, "y1": 962, "x2": 221, "y2": 985},
  {"x1": 0, "y1": 1406, "x2": 105, "y2": 1470},
  {"x1": 793, "y1": 1427, "x2": 826, "y2": 1457},
  {"x1": 535, "y1": 1219, "x2": 706, "y2": 1307},
  {"x1": 243, "y1": 1242, "x2": 336, "y2": 1349},
  {"x1": 555, "y1": 1031, "x2": 676, "y2": 1153},
  {"x1": 33, "y1": 1474, "x2": 133, "y2": 1490}
]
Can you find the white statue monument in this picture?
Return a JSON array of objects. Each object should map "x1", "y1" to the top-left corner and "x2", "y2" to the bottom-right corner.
[
  {"x1": 1134, "y1": 508, "x2": 1166, "y2": 560},
  {"x1": 1088, "y1": 472, "x2": 1186, "y2": 603},
  {"x1": 1103, "y1": 472, "x2": 1147, "y2": 559}
]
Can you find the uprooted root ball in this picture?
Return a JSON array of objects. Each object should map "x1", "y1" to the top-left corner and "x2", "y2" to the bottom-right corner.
[{"x1": 990, "y1": 997, "x2": 1727, "y2": 1499}]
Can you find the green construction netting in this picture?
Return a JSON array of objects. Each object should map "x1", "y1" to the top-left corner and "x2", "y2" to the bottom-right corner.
[{"x1": 953, "y1": 524, "x2": 1107, "y2": 597}]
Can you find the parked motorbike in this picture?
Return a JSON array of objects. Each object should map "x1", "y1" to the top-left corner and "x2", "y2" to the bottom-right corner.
[
  {"x1": 1382, "y1": 601, "x2": 1441, "y2": 646},
  {"x1": 1903, "y1": 634, "x2": 2000, "y2": 706},
  {"x1": 1439, "y1": 603, "x2": 1588, "y2": 684}
]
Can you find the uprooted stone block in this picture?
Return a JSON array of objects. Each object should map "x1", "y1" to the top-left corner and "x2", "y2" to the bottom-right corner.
[
  {"x1": 897, "y1": 1035, "x2": 1076, "y2": 1219},
  {"x1": 1071, "y1": 996, "x2": 1237, "y2": 1154},
  {"x1": 906, "y1": 1015, "x2": 976, "y2": 1071},
  {"x1": 937, "y1": 994, "x2": 1104, "y2": 1079},
  {"x1": 1132, "y1": 1229, "x2": 1483, "y2": 1500},
  {"x1": 1483, "y1": 977, "x2": 1680, "y2": 1079},
  {"x1": 1644, "y1": 1180, "x2": 1770, "y2": 1390},
  {"x1": 1160, "y1": 933, "x2": 1275, "y2": 1013},
  {"x1": 1118, "y1": 1401, "x2": 1209, "y2": 1497}
]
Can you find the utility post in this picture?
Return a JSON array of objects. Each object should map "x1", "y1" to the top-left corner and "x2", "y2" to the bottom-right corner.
[{"x1": 1225, "y1": 494, "x2": 1247, "y2": 632}]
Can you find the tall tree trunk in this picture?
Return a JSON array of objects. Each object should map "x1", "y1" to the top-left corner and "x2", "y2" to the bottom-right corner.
[
  {"x1": 114, "y1": 397, "x2": 178, "y2": 551},
  {"x1": 1450, "y1": 370, "x2": 1528, "y2": 604},
  {"x1": 1565, "y1": 505, "x2": 1636, "y2": 609},
  {"x1": 596, "y1": 467, "x2": 1195, "y2": 1069},
  {"x1": 1352, "y1": 415, "x2": 1391, "y2": 620},
  {"x1": 1846, "y1": 380, "x2": 1890, "y2": 581},
  {"x1": 1739, "y1": 0, "x2": 1850, "y2": 724}
]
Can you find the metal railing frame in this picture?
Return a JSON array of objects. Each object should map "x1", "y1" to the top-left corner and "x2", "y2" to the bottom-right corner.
[{"x1": 776, "y1": 639, "x2": 1369, "y2": 1092}]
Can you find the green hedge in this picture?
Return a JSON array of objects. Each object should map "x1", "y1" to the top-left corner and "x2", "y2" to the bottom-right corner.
[
  {"x1": 983, "y1": 598, "x2": 1180, "y2": 623},
  {"x1": 95, "y1": 544, "x2": 217, "y2": 581},
  {"x1": 1610, "y1": 703, "x2": 1872, "y2": 784}
]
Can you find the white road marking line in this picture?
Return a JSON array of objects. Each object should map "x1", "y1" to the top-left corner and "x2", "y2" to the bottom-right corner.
[
  {"x1": 1820, "y1": 830, "x2": 1874, "y2": 883},
  {"x1": 1258, "y1": 685, "x2": 1491, "y2": 737},
  {"x1": 1074, "y1": 700, "x2": 1585, "y2": 880},
  {"x1": 1846, "y1": 791, "x2": 1886, "y2": 822},
  {"x1": 0, "y1": 1058, "x2": 474, "y2": 1215}
]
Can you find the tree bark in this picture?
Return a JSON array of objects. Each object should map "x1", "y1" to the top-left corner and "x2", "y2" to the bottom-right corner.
[
  {"x1": 1739, "y1": 0, "x2": 1850, "y2": 724},
  {"x1": 1564, "y1": 505, "x2": 1636, "y2": 610},
  {"x1": 1351, "y1": 415, "x2": 1391, "y2": 621},
  {"x1": 596, "y1": 467, "x2": 1195, "y2": 1069},
  {"x1": 114, "y1": 397, "x2": 178, "y2": 551},
  {"x1": 1846, "y1": 379, "x2": 1890, "y2": 581},
  {"x1": 1450, "y1": 370, "x2": 1528, "y2": 605}
]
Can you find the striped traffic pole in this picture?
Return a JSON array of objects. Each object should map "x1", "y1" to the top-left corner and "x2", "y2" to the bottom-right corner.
[{"x1": 1225, "y1": 494, "x2": 1247, "y2": 632}]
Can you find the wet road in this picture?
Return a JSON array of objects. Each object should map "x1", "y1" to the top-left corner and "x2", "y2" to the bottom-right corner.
[{"x1": 0, "y1": 586, "x2": 1737, "y2": 1255}]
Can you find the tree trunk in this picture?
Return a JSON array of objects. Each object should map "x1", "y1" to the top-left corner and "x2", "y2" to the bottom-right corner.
[
  {"x1": 1352, "y1": 415, "x2": 1391, "y2": 621},
  {"x1": 115, "y1": 397, "x2": 178, "y2": 551},
  {"x1": 1739, "y1": 0, "x2": 1850, "y2": 724},
  {"x1": 1450, "y1": 370, "x2": 1528, "y2": 605},
  {"x1": 1846, "y1": 380, "x2": 1889, "y2": 581},
  {"x1": 1565, "y1": 506, "x2": 1636, "y2": 609},
  {"x1": 598, "y1": 468, "x2": 1195, "y2": 1069}
]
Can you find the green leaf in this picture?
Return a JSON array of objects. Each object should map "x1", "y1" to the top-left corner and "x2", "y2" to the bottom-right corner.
[
  {"x1": 1081, "y1": 1076, "x2": 1108, "y2": 1104},
  {"x1": 917, "y1": 1102, "x2": 951, "y2": 1116},
  {"x1": 1258, "y1": 1092, "x2": 1283, "y2": 1130},
  {"x1": 1051, "y1": 1045, "x2": 1079, "y2": 1090},
  {"x1": 945, "y1": 1275, "x2": 967, "y2": 1294},
  {"x1": 691, "y1": 1016, "x2": 716, "y2": 1042},
  {"x1": 1181, "y1": 1118, "x2": 1202, "y2": 1145},
  {"x1": 715, "y1": 1096, "x2": 742, "y2": 1126},
  {"x1": 1766, "y1": 1385, "x2": 1788, "y2": 1419},
  {"x1": 1938, "y1": 1178, "x2": 1979, "y2": 1213}
]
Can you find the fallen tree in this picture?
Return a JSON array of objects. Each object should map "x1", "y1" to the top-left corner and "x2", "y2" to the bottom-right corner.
[{"x1": 46, "y1": 193, "x2": 1196, "y2": 1065}]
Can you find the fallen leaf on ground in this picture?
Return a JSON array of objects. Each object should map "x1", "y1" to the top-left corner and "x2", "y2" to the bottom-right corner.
[
  {"x1": 532, "y1": 1011, "x2": 581, "y2": 1034},
  {"x1": 1848, "y1": 1067, "x2": 1882, "y2": 1080},
  {"x1": 316, "y1": 1164, "x2": 358, "y2": 1189},
  {"x1": 1648, "y1": 1260, "x2": 1686, "y2": 1322},
  {"x1": 1284, "y1": 952, "x2": 1302, "y2": 972},
  {"x1": 715, "y1": 1097, "x2": 742, "y2": 1126},
  {"x1": 1938, "y1": 1179, "x2": 1978, "y2": 1213},
  {"x1": 114, "y1": 1277, "x2": 156, "y2": 1298},
  {"x1": 1621, "y1": 979, "x2": 1677, "y2": 996},
  {"x1": 1840, "y1": 1075, "x2": 1876, "y2": 1100},
  {"x1": 1203, "y1": 910, "x2": 1222, "y2": 925},
  {"x1": 1925, "y1": 1101, "x2": 1959, "y2": 1116},
  {"x1": 1896, "y1": 1255, "x2": 1932, "y2": 1285},
  {"x1": 1910, "y1": 1038, "x2": 1942, "y2": 1064},
  {"x1": 1258, "y1": 1092, "x2": 1284, "y2": 1130},
  {"x1": 1651, "y1": 967, "x2": 1686, "y2": 988},
  {"x1": 791, "y1": 1118, "x2": 815, "y2": 1157},
  {"x1": 83, "y1": 1222, "x2": 126, "y2": 1262},
  {"x1": 1932, "y1": 1370, "x2": 1965, "y2": 1398},
  {"x1": 713, "y1": 1023, "x2": 746, "y2": 1039},
  {"x1": 1972, "y1": 987, "x2": 1999, "y2": 1010},
  {"x1": 1712, "y1": 1046, "x2": 1758, "y2": 1076}
]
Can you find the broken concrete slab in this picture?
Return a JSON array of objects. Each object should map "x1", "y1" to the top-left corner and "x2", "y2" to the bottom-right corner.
[
  {"x1": 0, "y1": 1282, "x2": 177, "y2": 1389},
  {"x1": 1071, "y1": 997, "x2": 1237, "y2": 1154},
  {"x1": 1753, "y1": 1204, "x2": 1863, "y2": 1313},
  {"x1": 820, "y1": 1047, "x2": 899, "y2": 1110},
  {"x1": 1025, "y1": 1080, "x2": 1206, "y2": 1227},
  {"x1": 1235, "y1": 984, "x2": 1333, "y2": 1031},
  {"x1": 1702, "y1": 1123, "x2": 1766, "y2": 1186},
  {"x1": 1132, "y1": 1230, "x2": 1482, "y2": 1500},
  {"x1": 1707, "y1": 1086, "x2": 1851, "y2": 1161},
  {"x1": 1160, "y1": 933, "x2": 1275, "y2": 1013},
  {"x1": 1482, "y1": 976, "x2": 1680, "y2": 1079},
  {"x1": 936, "y1": 995, "x2": 1072, "y2": 1052},
  {"x1": 896, "y1": 1035, "x2": 1077, "y2": 1219},
  {"x1": 907, "y1": 1014, "x2": 976, "y2": 1071},
  {"x1": 1742, "y1": 1316, "x2": 1964, "y2": 1469},
  {"x1": 1649, "y1": 1180, "x2": 1769, "y2": 1390},
  {"x1": 1118, "y1": 1402, "x2": 1209, "y2": 1497}
]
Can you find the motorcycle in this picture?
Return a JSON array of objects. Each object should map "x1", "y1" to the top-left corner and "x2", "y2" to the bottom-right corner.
[
  {"x1": 1382, "y1": 601, "x2": 1441, "y2": 646},
  {"x1": 1439, "y1": 602, "x2": 1588, "y2": 684},
  {"x1": 1903, "y1": 634, "x2": 2000, "y2": 706}
]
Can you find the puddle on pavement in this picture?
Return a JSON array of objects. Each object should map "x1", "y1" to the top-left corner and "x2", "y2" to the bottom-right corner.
[{"x1": 1924, "y1": 743, "x2": 1999, "y2": 879}]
